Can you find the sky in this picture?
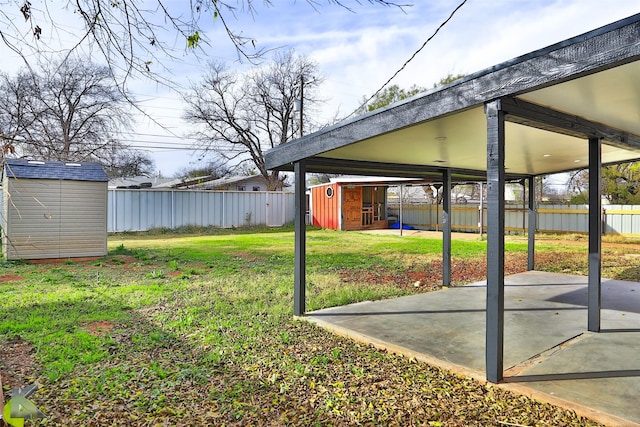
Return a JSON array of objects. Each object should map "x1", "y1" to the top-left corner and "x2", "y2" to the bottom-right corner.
[{"x1": 1, "y1": 1, "x2": 639, "y2": 178}]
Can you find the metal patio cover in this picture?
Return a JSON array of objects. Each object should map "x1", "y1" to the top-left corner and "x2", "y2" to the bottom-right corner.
[
  {"x1": 264, "y1": 14, "x2": 640, "y2": 384},
  {"x1": 265, "y1": 14, "x2": 640, "y2": 180}
]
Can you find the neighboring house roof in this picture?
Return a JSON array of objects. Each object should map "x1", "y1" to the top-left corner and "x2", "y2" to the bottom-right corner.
[
  {"x1": 202, "y1": 175, "x2": 267, "y2": 189},
  {"x1": 109, "y1": 176, "x2": 174, "y2": 189},
  {"x1": 109, "y1": 174, "x2": 289, "y2": 190},
  {"x1": 3, "y1": 159, "x2": 109, "y2": 182},
  {"x1": 155, "y1": 175, "x2": 278, "y2": 189}
]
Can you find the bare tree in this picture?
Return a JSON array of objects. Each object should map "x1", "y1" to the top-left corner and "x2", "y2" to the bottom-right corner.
[
  {"x1": 0, "y1": 70, "x2": 36, "y2": 155},
  {"x1": 3, "y1": 1, "x2": 408, "y2": 88},
  {"x1": 103, "y1": 149, "x2": 156, "y2": 178},
  {"x1": 173, "y1": 159, "x2": 230, "y2": 180},
  {"x1": 0, "y1": 58, "x2": 135, "y2": 164},
  {"x1": 183, "y1": 50, "x2": 322, "y2": 190}
]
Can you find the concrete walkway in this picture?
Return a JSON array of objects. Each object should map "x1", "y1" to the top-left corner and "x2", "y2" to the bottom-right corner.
[{"x1": 306, "y1": 271, "x2": 640, "y2": 426}]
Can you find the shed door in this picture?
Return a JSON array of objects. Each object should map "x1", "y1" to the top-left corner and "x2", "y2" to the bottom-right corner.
[
  {"x1": 342, "y1": 186, "x2": 362, "y2": 230},
  {"x1": 4, "y1": 178, "x2": 62, "y2": 260},
  {"x1": 59, "y1": 180, "x2": 107, "y2": 258}
]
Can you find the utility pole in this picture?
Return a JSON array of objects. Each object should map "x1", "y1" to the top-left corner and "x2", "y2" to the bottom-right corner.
[{"x1": 299, "y1": 74, "x2": 304, "y2": 138}]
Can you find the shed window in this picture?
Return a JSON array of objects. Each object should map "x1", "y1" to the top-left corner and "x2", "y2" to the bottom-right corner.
[
  {"x1": 238, "y1": 185, "x2": 246, "y2": 191},
  {"x1": 253, "y1": 186, "x2": 260, "y2": 191},
  {"x1": 326, "y1": 187, "x2": 334, "y2": 198}
]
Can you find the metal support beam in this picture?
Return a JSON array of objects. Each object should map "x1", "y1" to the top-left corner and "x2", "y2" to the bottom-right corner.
[
  {"x1": 442, "y1": 170, "x2": 452, "y2": 287},
  {"x1": 485, "y1": 100, "x2": 506, "y2": 383},
  {"x1": 528, "y1": 176, "x2": 536, "y2": 271},
  {"x1": 290, "y1": 158, "x2": 486, "y2": 180},
  {"x1": 500, "y1": 97, "x2": 640, "y2": 151},
  {"x1": 294, "y1": 161, "x2": 307, "y2": 316},
  {"x1": 588, "y1": 138, "x2": 602, "y2": 332}
]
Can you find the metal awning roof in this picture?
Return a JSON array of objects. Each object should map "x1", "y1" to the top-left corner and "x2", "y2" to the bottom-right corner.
[
  {"x1": 267, "y1": 13, "x2": 640, "y2": 386},
  {"x1": 265, "y1": 13, "x2": 640, "y2": 180}
]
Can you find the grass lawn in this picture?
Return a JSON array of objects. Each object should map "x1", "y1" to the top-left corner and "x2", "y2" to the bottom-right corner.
[{"x1": 2, "y1": 226, "x2": 638, "y2": 426}]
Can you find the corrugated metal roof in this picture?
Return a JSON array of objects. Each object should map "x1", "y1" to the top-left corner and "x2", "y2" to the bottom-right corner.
[
  {"x1": 155, "y1": 175, "x2": 270, "y2": 189},
  {"x1": 4, "y1": 159, "x2": 109, "y2": 182}
]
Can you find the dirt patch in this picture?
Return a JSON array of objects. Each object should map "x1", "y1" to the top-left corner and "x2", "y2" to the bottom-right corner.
[
  {"x1": 0, "y1": 337, "x2": 38, "y2": 391},
  {"x1": 0, "y1": 275, "x2": 24, "y2": 283},
  {"x1": 112, "y1": 256, "x2": 138, "y2": 264},
  {"x1": 84, "y1": 320, "x2": 114, "y2": 336},
  {"x1": 339, "y1": 253, "x2": 530, "y2": 292}
]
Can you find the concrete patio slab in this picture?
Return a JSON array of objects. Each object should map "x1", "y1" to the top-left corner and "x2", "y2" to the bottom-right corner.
[{"x1": 305, "y1": 271, "x2": 640, "y2": 426}]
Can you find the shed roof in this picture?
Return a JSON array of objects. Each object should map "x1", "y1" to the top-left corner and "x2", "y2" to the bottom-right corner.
[
  {"x1": 3, "y1": 159, "x2": 109, "y2": 182},
  {"x1": 265, "y1": 13, "x2": 640, "y2": 180},
  {"x1": 309, "y1": 176, "x2": 429, "y2": 189}
]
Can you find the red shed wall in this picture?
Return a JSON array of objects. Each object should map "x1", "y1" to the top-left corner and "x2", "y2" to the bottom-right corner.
[{"x1": 311, "y1": 183, "x2": 340, "y2": 230}]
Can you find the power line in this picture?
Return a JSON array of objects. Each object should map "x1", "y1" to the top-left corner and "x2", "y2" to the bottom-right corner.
[
  {"x1": 115, "y1": 131, "x2": 189, "y2": 139},
  {"x1": 125, "y1": 142, "x2": 247, "y2": 152},
  {"x1": 344, "y1": 0, "x2": 469, "y2": 120}
]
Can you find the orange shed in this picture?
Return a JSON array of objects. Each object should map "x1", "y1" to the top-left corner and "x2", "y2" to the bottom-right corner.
[{"x1": 309, "y1": 178, "x2": 391, "y2": 231}]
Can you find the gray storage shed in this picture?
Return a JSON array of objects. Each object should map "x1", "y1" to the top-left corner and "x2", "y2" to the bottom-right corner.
[{"x1": 2, "y1": 159, "x2": 109, "y2": 260}]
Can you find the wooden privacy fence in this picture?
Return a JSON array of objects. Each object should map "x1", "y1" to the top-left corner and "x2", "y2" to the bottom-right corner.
[
  {"x1": 107, "y1": 189, "x2": 295, "y2": 232},
  {"x1": 387, "y1": 204, "x2": 640, "y2": 237}
]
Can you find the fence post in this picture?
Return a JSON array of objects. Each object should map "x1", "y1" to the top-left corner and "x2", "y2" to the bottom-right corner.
[
  {"x1": 399, "y1": 185, "x2": 404, "y2": 236},
  {"x1": 171, "y1": 190, "x2": 175, "y2": 230},
  {"x1": 111, "y1": 189, "x2": 116, "y2": 232},
  {"x1": 479, "y1": 182, "x2": 484, "y2": 236}
]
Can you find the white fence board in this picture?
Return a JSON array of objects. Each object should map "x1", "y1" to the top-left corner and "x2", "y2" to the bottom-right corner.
[
  {"x1": 106, "y1": 189, "x2": 295, "y2": 232},
  {"x1": 388, "y1": 203, "x2": 640, "y2": 236}
]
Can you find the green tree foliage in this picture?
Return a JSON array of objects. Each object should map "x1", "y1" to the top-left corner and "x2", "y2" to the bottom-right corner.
[
  {"x1": 358, "y1": 74, "x2": 465, "y2": 115},
  {"x1": 568, "y1": 162, "x2": 640, "y2": 204},
  {"x1": 602, "y1": 163, "x2": 640, "y2": 204},
  {"x1": 359, "y1": 84, "x2": 426, "y2": 114},
  {"x1": 568, "y1": 192, "x2": 589, "y2": 205},
  {"x1": 434, "y1": 73, "x2": 465, "y2": 88},
  {"x1": 308, "y1": 173, "x2": 336, "y2": 185}
]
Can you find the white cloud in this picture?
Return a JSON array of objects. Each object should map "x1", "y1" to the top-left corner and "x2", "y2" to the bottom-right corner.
[{"x1": 300, "y1": 0, "x2": 640, "y2": 122}]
